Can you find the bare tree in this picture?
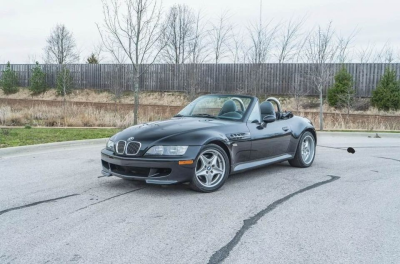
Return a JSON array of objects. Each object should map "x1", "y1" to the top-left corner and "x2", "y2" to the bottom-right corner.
[
  {"x1": 160, "y1": 4, "x2": 196, "y2": 64},
  {"x1": 304, "y1": 22, "x2": 338, "y2": 130},
  {"x1": 286, "y1": 31, "x2": 311, "y2": 111},
  {"x1": 44, "y1": 24, "x2": 79, "y2": 64},
  {"x1": 109, "y1": 64, "x2": 125, "y2": 117},
  {"x1": 105, "y1": 45, "x2": 128, "y2": 64},
  {"x1": 276, "y1": 17, "x2": 305, "y2": 63},
  {"x1": 229, "y1": 30, "x2": 247, "y2": 63},
  {"x1": 98, "y1": 0, "x2": 165, "y2": 125},
  {"x1": 188, "y1": 11, "x2": 210, "y2": 63},
  {"x1": 27, "y1": 54, "x2": 39, "y2": 64},
  {"x1": 288, "y1": 72, "x2": 310, "y2": 111},
  {"x1": 180, "y1": 11, "x2": 209, "y2": 98},
  {"x1": 209, "y1": 11, "x2": 233, "y2": 63},
  {"x1": 247, "y1": 18, "x2": 279, "y2": 63},
  {"x1": 356, "y1": 44, "x2": 375, "y2": 63},
  {"x1": 336, "y1": 32, "x2": 356, "y2": 63},
  {"x1": 375, "y1": 43, "x2": 396, "y2": 63},
  {"x1": 55, "y1": 66, "x2": 74, "y2": 126}
]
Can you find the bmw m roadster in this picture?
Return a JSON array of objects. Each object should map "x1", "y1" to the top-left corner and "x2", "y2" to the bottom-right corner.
[{"x1": 101, "y1": 94, "x2": 316, "y2": 192}]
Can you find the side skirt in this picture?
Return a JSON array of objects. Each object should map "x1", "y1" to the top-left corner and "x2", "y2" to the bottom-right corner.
[{"x1": 233, "y1": 154, "x2": 293, "y2": 173}]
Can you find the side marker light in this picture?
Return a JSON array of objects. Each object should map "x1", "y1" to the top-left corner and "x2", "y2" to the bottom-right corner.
[{"x1": 179, "y1": 160, "x2": 194, "y2": 165}]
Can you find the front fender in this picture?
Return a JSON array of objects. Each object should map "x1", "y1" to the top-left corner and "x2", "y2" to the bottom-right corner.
[
  {"x1": 154, "y1": 128, "x2": 236, "y2": 170},
  {"x1": 286, "y1": 116, "x2": 317, "y2": 154},
  {"x1": 290, "y1": 116, "x2": 316, "y2": 141}
]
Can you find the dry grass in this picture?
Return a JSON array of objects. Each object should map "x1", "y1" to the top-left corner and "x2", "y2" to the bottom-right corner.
[
  {"x1": 1, "y1": 103, "x2": 398, "y2": 130},
  {"x1": 0, "y1": 104, "x2": 175, "y2": 128},
  {"x1": 2, "y1": 88, "x2": 400, "y2": 116},
  {"x1": 297, "y1": 111, "x2": 400, "y2": 131},
  {"x1": 0, "y1": 88, "x2": 189, "y2": 106},
  {"x1": 277, "y1": 97, "x2": 400, "y2": 116},
  {"x1": 1, "y1": 89, "x2": 399, "y2": 130}
]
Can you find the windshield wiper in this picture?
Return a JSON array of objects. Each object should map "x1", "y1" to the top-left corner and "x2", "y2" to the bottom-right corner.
[
  {"x1": 173, "y1": 114, "x2": 185, "y2": 117},
  {"x1": 191, "y1": 113, "x2": 218, "y2": 119}
]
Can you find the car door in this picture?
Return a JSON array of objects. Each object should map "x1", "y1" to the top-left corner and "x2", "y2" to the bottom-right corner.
[{"x1": 246, "y1": 102, "x2": 292, "y2": 160}]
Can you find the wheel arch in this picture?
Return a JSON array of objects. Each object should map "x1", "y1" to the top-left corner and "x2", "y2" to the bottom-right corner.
[
  {"x1": 207, "y1": 140, "x2": 232, "y2": 173},
  {"x1": 304, "y1": 128, "x2": 317, "y2": 144}
]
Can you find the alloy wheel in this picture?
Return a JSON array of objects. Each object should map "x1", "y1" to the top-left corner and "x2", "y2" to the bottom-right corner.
[
  {"x1": 195, "y1": 149, "x2": 226, "y2": 188},
  {"x1": 301, "y1": 135, "x2": 315, "y2": 165}
]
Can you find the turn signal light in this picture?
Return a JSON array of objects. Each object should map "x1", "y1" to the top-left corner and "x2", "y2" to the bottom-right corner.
[{"x1": 179, "y1": 160, "x2": 193, "y2": 165}]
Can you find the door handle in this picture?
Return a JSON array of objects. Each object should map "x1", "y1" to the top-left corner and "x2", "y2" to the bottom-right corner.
[{"x1": 282, "y1": 126, "x2": 289, "y2": 132}]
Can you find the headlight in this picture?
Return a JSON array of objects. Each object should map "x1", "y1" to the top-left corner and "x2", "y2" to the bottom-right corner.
[
  {"x1": 145, "y1": 146, "x2": 188, "y2": 156},
  {"x1": 106, "y1": 140, "x2": 114, "y2": 151}
]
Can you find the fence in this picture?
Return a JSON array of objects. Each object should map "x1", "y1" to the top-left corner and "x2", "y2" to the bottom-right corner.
[{"x1": 1, "y1": 63, "x2": 399, "y2": 97}]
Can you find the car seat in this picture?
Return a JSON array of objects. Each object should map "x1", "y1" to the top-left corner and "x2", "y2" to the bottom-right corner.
[
  {"x1": 218, "y1": 100, "x2": 242, "y2": 119},
  {"x1": 260, "y1": 101, "x2": 276, "y2": 120}
]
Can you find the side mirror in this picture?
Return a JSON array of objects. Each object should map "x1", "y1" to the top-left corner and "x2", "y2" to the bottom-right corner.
[{"x1": 262, "y1": 114, "x2": 276, "y2": 124}]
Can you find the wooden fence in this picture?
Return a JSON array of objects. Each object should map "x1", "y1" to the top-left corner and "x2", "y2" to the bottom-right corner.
[{"x1": 1, "y1": 63, "x2": 399, "y2": 97}]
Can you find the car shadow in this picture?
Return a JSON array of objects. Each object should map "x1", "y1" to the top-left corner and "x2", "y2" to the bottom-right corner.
[
  {"x1": 101, "y1": 161, "x2": 297, "y2": 195},
  {"x1": 104, "y1": 177, "x2": 193, "y2": 194},
  {"x1": 226, "y1": 162, "x2": 293, "y2": 185}
]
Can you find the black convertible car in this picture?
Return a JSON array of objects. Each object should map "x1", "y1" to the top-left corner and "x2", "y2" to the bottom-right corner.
[{"x1": 101, "y1": 95, "x2": 316, "y2": 192}]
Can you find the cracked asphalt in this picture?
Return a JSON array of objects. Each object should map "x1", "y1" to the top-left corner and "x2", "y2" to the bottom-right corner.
[{"x1": 1, "y1": 132, "x2": 400, "y2": 264}]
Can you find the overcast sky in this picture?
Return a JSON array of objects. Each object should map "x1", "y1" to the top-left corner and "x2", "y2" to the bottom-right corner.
[{"x1": 1, "y1": 0, "x2": 399, "y2": 63}]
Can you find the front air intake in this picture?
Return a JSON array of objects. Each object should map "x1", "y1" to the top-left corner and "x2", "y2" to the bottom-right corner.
[
  {"x1": 126, "y1": 141, "x2": 141, "y2": 155},
  {"x1": 116, "y1": 141, "x2": 126, "y2": 154}
]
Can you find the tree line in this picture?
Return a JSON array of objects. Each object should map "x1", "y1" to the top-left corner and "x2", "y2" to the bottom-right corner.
[
  {"x1": 1, "y1": 0, "x2": 400, "y2": 129},
  {"x1": 38, "y1": 3, "x2": 400, "y2": 65}
]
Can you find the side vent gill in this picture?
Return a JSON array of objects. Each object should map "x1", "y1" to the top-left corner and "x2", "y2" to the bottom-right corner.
[{"x1": 227, "y1": 132, "x2": 251, "y2": 140}]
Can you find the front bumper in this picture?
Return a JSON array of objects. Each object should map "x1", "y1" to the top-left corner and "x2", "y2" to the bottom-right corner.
[{"x1": 101, "y1": 147, "x2": 201, "y2": 184}]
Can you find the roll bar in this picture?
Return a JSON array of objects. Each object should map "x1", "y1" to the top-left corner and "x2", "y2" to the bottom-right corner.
[{"x1": 265, "y1": 97, "x2": 282, "y2": 113}]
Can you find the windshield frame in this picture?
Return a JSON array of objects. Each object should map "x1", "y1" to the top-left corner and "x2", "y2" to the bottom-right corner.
[{"x1": 176, "y1": 94, "x2": 257, "y2": 122}]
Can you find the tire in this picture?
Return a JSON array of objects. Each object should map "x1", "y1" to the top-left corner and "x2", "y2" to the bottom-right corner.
[
  {"x1": 190, "y1": 144, "x2": 230, "y2": 193},
  {"x1": 289, "y1": 131, "x2": 316, "y2": 168}
]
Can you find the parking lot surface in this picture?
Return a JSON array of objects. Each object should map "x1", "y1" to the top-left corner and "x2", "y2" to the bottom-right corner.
[{"x1": 1, "y1": 132, "x2": 400, "y2": 264}]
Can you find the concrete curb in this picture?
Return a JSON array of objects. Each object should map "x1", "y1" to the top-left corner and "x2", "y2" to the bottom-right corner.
[{"x1": 0, "y1": 138, "x2": 108, "y2": 158}]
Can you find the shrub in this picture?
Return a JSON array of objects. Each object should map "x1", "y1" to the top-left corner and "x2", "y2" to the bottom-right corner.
[
  {"x1": 371, "y1": 68, "x2": 400, "y2": 111},
  {"x1": 327, "y1": 66, "x2": 354, "y2": 108},
  {"x1": 29, "y1": 62, "x2": 47, "y2": 95},
  {"x1": 0, "y1": 62, "x2": 19, "y2": 94},
  {"x1": 56, "y1": 67, "x2": 73, "y2": 96},
  {"x1": 87, "y1": 53, "x2": 99, "y2": 64}
]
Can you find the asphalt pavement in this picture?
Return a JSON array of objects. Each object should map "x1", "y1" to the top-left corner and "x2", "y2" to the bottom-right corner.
[{"x1": 0, "y1": 132, "x2": 399, "y2": 264}]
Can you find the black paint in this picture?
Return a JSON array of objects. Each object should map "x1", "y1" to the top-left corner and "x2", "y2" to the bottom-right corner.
[{"x1": 102, "y1": 95, "x2": 316, "y2": 185}]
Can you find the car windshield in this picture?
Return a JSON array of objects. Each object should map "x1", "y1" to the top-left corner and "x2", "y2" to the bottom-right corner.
[{"x1": 176, "y1": 95, "x2": 253, "y2": 121}]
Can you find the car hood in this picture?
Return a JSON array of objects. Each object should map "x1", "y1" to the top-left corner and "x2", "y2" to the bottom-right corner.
[{"x1": 113, "y1": 117, "x2": 236, "y2": 145}]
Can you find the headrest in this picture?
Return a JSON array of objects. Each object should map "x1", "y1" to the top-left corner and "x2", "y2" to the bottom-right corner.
[
  {"x1": 260, "y1": 101, "x2": 275, "y2": 116},
  {"x1": 219, "y1": 100, "x2": 237, "y2": 115}
]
